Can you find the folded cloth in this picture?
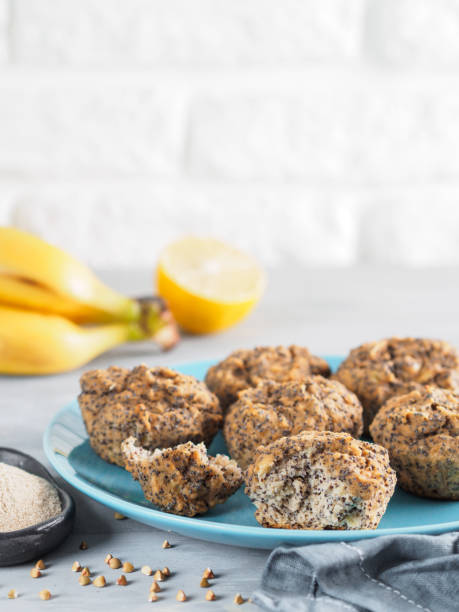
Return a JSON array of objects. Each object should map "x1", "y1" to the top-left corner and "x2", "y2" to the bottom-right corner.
[{"x1": 252, "y1": 532, "x2": 459, "y2": 612}]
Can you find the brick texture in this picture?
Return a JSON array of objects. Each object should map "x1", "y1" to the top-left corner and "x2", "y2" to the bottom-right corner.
[
  {"x1": 0, "y1": 0, "x2": 8, "y2": 62},
  {"x1": 189, "y1": 86, "x2": 459, "y2": 184},
  {"x1": 1, "y1": 1, "x2": 459, "y2": 267},
  {"x1": 367, "y1": 0, "x2": 459, "y2": 67},
  {"x1": 359, "y1": 195, "x2": 459, "y2": 265},
  {"x1": 10, "y1": 185, "x2": 359, "y2": 267},
  {"x1": 0, "y1": 85, "x2": 184, "y2": 177},
  {"x1": 12, "y1": 0, "x2": 364, "y2": 65}
]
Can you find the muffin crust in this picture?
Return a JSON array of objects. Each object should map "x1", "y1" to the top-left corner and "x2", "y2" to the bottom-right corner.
[
  {"x1": 79, "y1": 365, "x2": 222, "y2": 466},
  {"x1": 245, "y1": 431, "x2": 396, "y2": 530},
  {"x1": 205, "y1": 345, "x2": 330, "y2": 411},
  {"x1": 224, "y1": 377, "x2": 363, "y2": 468},
  {"x1": 335, "y1": 337, "x2": 459, "y2": 431},
  {"x1": 370, "y1": 386, "x2": 459, "y2": 499},
  {"x1": 122, "y1": 437, "x2": 242, "y2": 516}
]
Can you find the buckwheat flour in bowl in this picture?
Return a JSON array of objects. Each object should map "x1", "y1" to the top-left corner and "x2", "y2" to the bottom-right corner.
[{"x1": 0, "y1": 462, "x2": 62, "y2": 532}]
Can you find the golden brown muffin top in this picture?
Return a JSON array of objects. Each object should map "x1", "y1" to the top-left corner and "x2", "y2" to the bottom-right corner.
[
  {"x1": 80, "y1": 364, "x2": 220, "y2": 417},
  {"x1": 224, "y1": 377, "x2": 363, "y2": 468},
  {"x1": 79, "y1": 364, "x2": 222, "y2": 466},
  {"x1": 205, "y1": 345, "x2": 330, "y2": 409},
  {"x1": 370, "y1": 386, "x2": 459, "y2": 460},
  {"x1": 246, "y1": 430, "x2": 395, "y2": 502},
  {"x1": 335, "y1": 337, "x2": 459, "y2": 425}
]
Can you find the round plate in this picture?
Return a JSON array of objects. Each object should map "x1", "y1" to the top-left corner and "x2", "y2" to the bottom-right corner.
[{"x1": 43, "y1": 357, "x2": 459, "y2": 550}]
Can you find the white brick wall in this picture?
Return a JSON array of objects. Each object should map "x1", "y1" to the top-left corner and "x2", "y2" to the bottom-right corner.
[
  {"x1": 189, "y1": 85, "x2": 459, "y2": 183},
  {"x1": 12, "y1": 0, "x2": 365, "y2": 65},
  {"x1": 1, "y1": 0, "x2": 459, "y2": 268},
  {"x1": 0, "y1": 1, "x2": 7, "y2": 63},
  {"x1": 367, "y1": 0, "x2": 459, "y2": 67},
  {"x1": 10, "y1": 185, "x2": 359, "y2": 268},
  {"x1": 359, "y1": 194, "x2": 459, "y2": 265},
  {"x1": 0, "y1": 84, "x2": 185, "y2": 177}
]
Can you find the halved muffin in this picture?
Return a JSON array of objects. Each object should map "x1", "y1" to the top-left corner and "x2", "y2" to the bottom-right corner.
[
  {"x1": 122, "y1": 437, "x2": 242, "y2": 516},
  {"x1": 245, "y1": 431, "x2": 396, "y2": 530}
]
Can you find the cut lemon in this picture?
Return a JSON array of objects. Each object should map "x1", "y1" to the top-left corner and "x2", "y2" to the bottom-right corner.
[{"x1": 156, "y1": 237, "x2": 265, "y2": 334}]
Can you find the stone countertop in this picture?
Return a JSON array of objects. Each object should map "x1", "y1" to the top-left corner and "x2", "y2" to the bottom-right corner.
[{"x1": 2, "y1": 266, "x2": 458, "y2": 611}]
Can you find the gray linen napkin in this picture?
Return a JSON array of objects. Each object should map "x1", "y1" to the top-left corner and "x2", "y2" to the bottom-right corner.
[{"x1": 252, "y1": 532, "x2": 459, "y2": 612}]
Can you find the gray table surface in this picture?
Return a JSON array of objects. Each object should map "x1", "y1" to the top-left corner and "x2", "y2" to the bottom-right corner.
[{"x1": 2, "y1": 266, "x2": 459, "y2": 611}]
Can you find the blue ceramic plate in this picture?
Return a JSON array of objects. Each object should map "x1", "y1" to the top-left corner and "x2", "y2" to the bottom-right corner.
[{"x1": 43, "y1": 357, "x2": 459, "y2": 550}]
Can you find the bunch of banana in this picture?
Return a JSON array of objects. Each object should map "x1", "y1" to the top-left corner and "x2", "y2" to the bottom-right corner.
[{"x1": 0, "y1": 227, "x2": 179, "y2": 374}]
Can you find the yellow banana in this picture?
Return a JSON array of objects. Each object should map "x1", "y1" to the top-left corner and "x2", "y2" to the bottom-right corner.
[
  {"x1": 0, "y1": 305, "x2": 178, "y2": 375},
  {"x1": 0, "y1": 227, "x2": 138, "y2": 322},
  {"x1": 0, "y1": 227, "x2": 179, "y2": 370},
  {"x1": 0, "y1": 274, "x2": 102, "y2": 321}
]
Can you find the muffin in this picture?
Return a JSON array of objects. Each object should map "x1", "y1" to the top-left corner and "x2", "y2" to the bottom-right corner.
[
  {"x1": 205, "y1": 345, "x2": 330, "y2": 411},
  {"x1": 122, "y1": 437, "x2": 242, "y2": 516},
  {"x1": 245, "y1": 431, "x2": 396, "y2": 530},
  {"x1": 79, "y1": 364, "x2": 222, "y2": 466},
  {"x1": 370, "y1": 386, "x2": 459, "y2": 500},
  {"x1": 334, "y1": 337, "x2": 459, "y2": 431},
  {"x1": 223, "y1": 377, "x2": 363, "y2": 468}
]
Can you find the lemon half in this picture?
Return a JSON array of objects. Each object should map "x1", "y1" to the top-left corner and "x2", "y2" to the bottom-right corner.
[{"x1": 157, "y1": 237, "x2": 265, "y2": 334}]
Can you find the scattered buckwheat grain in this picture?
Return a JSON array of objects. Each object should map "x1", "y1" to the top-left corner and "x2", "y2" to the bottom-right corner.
[
  {"x1": 176, "y1": 590, "x2": 187, "y2": 602},
  {"x1": 109, "y1": 557, "x2": 121, "y2": 569},
  {"x1": 93, "y1": 576, "x2": 106, "y2": 588},
  {"x1": 206, "y1": 590, "x2": 216, "y2": 601}
]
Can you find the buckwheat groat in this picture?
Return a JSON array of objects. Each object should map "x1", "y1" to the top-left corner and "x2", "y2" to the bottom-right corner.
[
  {"x1": 245, "y1": 431, "x2": 396, "y2": 530},
  {"x1": 205, "y1": 345, "x2": 330, "y2": 411},
  {"x1": 223, "y1": 377, "x2": 363, "y2": 468},
  {"x1": 79, "y1": 365, "x2": 222, "y2": 466},
  {"x1": 335, "y1": 337, "x2": 459, "y2": 431},
  {"x1": 122, "y1": 437, "x2": 242, "y2": 516},
  {"x1": 370, "y1": 386, "x2": 459, "y2": 500}
]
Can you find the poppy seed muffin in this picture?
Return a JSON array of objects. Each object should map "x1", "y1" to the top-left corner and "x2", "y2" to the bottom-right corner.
[
  {"x1": 223, "y1": 377, "x2": 363, "y2": 468},
  {"x1": 122, "y1": 437, "x2": 242, "y2": 516},
  {"x1": 245, "y1": 431, "x2": 396, "y2": 530},
  {"x1": 205, "y1": 345, "x2": 330, "y2": 411},
  {"x1": 79, "y1": 364, "x2": 222, "y2": 466},
  {"x1": 334, "y1": 337, "x2": 459, "y2": 432},
  {"x1": 370, "y1": 387, "x2": 459, "y2": 500}
]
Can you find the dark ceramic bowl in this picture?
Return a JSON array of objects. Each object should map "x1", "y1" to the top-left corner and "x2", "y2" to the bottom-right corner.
[{"x1": 0, "y1": 447, "x2": 75, "y2": 566}]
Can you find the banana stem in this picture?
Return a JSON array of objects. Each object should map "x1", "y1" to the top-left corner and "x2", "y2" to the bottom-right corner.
[
  {"x1": 82, "y1": 298, "x2": 179, "y2": 357},
  {"x1": 127, "y1": 297, "x2": 179, "y2": 350},
  {"x1": 75, "y1": 297, "x2": 179, "y2": 353}
]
